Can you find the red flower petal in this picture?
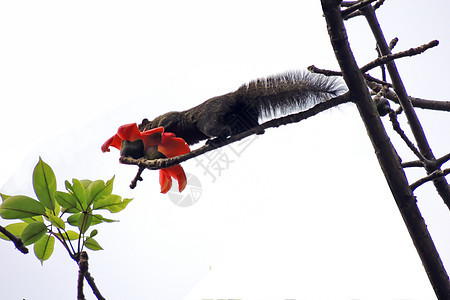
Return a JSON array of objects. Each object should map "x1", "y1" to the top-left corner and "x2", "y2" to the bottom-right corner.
[
  {"x1": 101, "y1": 134, "x2": 123, "y2": 152},
  {"x1": 159, "y1": 169, "x2": 172, "y2": 194},
  {"x1": 163, "y1": 165, "x2": 187, "y2": 192},
  {"x1": 158, "y1": 133, "x2": 190, "y2": 158},
  {"x1": 141, "y1": 127, "x2": 164, "y2": 150},
  {"x1": 116, "y1": 123, "x2": 143, "y2": 141}
]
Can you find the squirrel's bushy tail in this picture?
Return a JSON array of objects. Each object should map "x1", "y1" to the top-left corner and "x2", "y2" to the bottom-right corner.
[{"x1": 237, "y1": 71, "x2": 347, "y2": 118}]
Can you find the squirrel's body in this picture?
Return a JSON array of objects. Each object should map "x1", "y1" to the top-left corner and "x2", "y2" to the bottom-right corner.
[{"x1": 139, "y1": 71, "x2": 344, "y2": 145}]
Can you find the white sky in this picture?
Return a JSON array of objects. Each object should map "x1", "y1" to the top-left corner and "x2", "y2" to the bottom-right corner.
[{"x1": 0, "y1": 1, "x2": 449, "y2": 299}]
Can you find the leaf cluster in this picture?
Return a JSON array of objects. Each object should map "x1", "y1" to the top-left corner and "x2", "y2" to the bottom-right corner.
[{"x1": 0, "y1": 158, "x2": 132, "y2": 263}]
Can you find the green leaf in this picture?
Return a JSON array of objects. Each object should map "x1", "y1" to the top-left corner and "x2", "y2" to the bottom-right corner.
[
  {"x1": 49, "y1": 202, "x2": 61, "y2": 217},
  {"x1": 80, "y1": 179, "x2": 93, "y2": 189},
  {"x1": 21, "y1": 222, "x2": 47, "y2": 246},
  {"x1": 93, "y1": 195, "x2": 133, "y2": 213},
  {"x1": 0, "y1": 195, "x2": 46, "y2": 219},
  {"x1": 65, "y1": 180, "x2": 73, "y2": 191},
  {"x1": 84, "y1": 237, "x2": 103, "y2": 251},
  {"x1": 34, "y1": 234, "x2": 55, "y2": 264},
  {"x1": 33, "y1": 158, "x2": 57, "y2": 211},
  {"x1": 22, "y1": 215, "x2": 44, "y2": 223},
  {"x1": 55, "y1": 230, "x2": 79, "y2": 241},
  {"x1": 67, "y1": 213, "x2": 81, "y2": 227},
  {"x1": 63, "y1": 207, "x2": 82, "y2": 214},
  {"x1": 46, "y1": 214, "x2": 65, "y2": 230},
  {"x1": 90, "y1": 229, "x2": 98, "y2": 238},
  {"x1": 0, "y1": 222, "x2": 28, "y2": 240},
  {"x1": 67, "y1": 213, "x2": 92, "y2": 234},
  {"x1": 1, "y1": 193, "x2": 11, "y2": 202},
  {"x1": 71, "y1": 179, "x2": 87, "y2": 209},
  {"x1": 55, "y1": 191, "x2": 80, "y2": 212},
  {"x1": 92, "y1": 214, "x2": 118, "y2": 225},
  {"x1": 86, "y1": 180, "x2": 111, "y2": 206}
]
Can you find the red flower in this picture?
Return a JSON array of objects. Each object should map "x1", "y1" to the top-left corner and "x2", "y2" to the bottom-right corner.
[{"x1": 102, "y1": 123, "x2": 190, "y2": 193}]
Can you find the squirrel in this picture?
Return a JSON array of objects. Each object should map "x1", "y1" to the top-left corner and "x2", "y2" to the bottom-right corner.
[{"x1": 139, "y1": 71, "x2": 346, "y2": 145}]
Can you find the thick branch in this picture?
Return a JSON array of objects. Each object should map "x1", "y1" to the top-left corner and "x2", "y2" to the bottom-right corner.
[
  {"x1": 77, "y1": 251, "x2": 88, "y2": 300},
  {"x1": 0, "y1": 225, "x2": 28, "y2": 254},
  {"x1": 84, "y1": 272, "x2": 105, "y2": 300},
  {"x1": 321, "y1": 1, "x2": 450, "y2": 298},
  {"x1": 120, "y1": 92, "x2": 352, "y2": 171}
]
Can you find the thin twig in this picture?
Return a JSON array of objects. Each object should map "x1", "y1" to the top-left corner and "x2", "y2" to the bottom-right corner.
[
  {"x1": 367, "y1": 81, "x2": 450, "y2": 111},
  {"x1": 376, "y1": 44, "x2": 387, "y2": 82},
  {"x1": 342, "y1": 0, "x2": 385, "y2": 19},
  {"x1": 364, "y1": 73, "x2": 392, "y2": 86},
  {"x1": 341, "y1": 1, "x2": 359, "y2": 7},
  {"x1": 406, "y1": 153, "x2": 450, "y2": 170},
  {"x1": 0, "y1": 225, "x2": 28, "y2": 254},
  {"x1": 402, "y1": 153, "x2": 450, "y2": 169},
  {"x1": 373, "y1": 0, "x2": 386, "y2": 10},
  {"x1": 388, "y1": 110, "x2": 432, "y2": 165},
  {"x1": 307, "y1": 65, "x2": 341, "y2": 77},
  {"x1": 436, "y1": 153, "x2": 450, "y2": 168},
  {"x1": 341, "y1": 0, "x2": 378, "y2": 19},
  {"x1": 410, "y1": 168, "x2": 450, "y2": 191},
  {"x1": 311, "y1": 40, "x2": 440, "y2": 86},
  {"x1": 389, "y1": 37, "x2": 399, "y2": 50},
  {"x1": 401, "y1": 160, "x2": 424, "y2": 168},
  {"x1": 130, "y1": 165, "x2": 146, "y2": 189},
  {"x1": 409, "y1": 96, "x2": 450, "y2": 112},
  {"x1": 360, "y1": 40, "x2": 439, "y2": 74},
  {"x1": 309, "y1": 65, "x2": 392, "y2": 86}
]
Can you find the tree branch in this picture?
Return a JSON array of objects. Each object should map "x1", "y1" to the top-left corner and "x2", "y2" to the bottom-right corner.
[
  {"x1": 130, "y1": 165, "x2": 146, "y2": 189},
  {"x1": 388, "y1": 110, "x2": 432, "y2": 165},
  {"x1": 367, "y1": 81, "x2": 450, "y2": 112},
  {"x1": 341, "y1": 0, "x2": 385, "y2": 19},
  {"x1": 75, "y1": 251, "x2": 105, "y2": 300},
  {"x1": 308, "y1": 64, "x2": 392, "y2": 86},
  {"x1": 360, "y1": 40, "x2": 439, "y2": 74},
  {"x1": 401, "y1": 160, "x2": 424, "y2": 168},
  {"x1": 0, "y1": 225, "x2": 28, "y2": 254},
  {"x1": 341, "y1": 0, "x2": 378, "y2": 19},
  {"x1": 84, "y1": 271, "x2": 105, "y2": 300},
  {"x1": 436, "y1": 153, "x2": 450, "y2": 168},
  {"x1": 410, "y1": 168, "x2": 450, "y2": 191},
  {"x1": 77, "y1": 251, "x2": 88, "y2": 300}
]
